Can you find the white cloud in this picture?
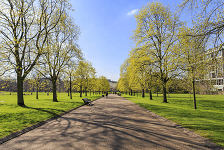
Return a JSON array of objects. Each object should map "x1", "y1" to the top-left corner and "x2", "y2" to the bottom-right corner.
[{"x1": 127, "y1": 9, "x2": 139, "y2": 16}]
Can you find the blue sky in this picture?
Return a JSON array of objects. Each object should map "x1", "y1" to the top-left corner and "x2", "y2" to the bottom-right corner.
[{"x1": 70, "y1": 0, "x2": 184, "y2": 81}]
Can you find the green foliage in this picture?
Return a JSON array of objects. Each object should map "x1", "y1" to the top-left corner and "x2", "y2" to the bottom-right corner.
[
  {"x1": 120, "y1": 2, "x2": 183, "y2": 102},
  {"x1": 97, "y1": 76, "x2": 110, "y2": 92},
  {"x1": 117, "y1": 58, "x2": 130, "y2": 92},
  {"x1": 0, "y1": 0, "x2": 76, "y2": 105},
  {"x1": 128, "y1": 49, "x2": 155, "y2": 92},
  {"x1": 74, "y1": 60, "x2": 97, "y2": 93}
]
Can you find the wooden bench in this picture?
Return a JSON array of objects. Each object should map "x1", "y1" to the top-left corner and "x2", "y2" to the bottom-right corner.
[{"x1": 82, "y1": 98, "x2": 92, "y2": 105}]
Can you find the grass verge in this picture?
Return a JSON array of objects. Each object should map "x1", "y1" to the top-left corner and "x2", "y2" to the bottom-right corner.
[
  {"x1": 122, "y1": 93, "x2": 224, "y2": 148},
  {"x1": 0, "y1": 91, "x2": 101, "y2": 139}
]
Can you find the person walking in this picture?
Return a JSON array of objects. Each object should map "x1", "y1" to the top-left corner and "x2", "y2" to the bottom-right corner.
[{"x1": 106, "y1": 92, "x2": 108, "y2": 98}]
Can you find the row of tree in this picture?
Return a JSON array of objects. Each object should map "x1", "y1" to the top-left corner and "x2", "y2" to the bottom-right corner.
[
  {"x1": 63, "y1": 60, "x2": 110, "y2": 98},
  {"x1": 0, "y1": 0, "x2": 79, "y2": 105},
  {"x1": 0, "y1": 0, "x2": 110, "y2": 106},
  {"x1": 0, "y1": 59, "x2": 110, "y2": 102},
  {"x1": 0, "y1": 64, "x2": 110, "y2": 99},
  {"x1": 118, "y1": 1, "x2": 224, "y2": 109}
]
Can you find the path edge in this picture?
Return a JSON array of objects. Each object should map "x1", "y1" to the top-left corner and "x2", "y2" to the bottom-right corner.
[
  {"x1": 119, "y1": 96, "x2": 223, "y2": 150},
  {"x1": 0, "y1": 97, "x2": 102, "y2": 145}
]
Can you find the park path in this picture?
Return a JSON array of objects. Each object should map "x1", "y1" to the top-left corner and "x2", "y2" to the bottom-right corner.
[{"x1": 0, "y1": 94, "x2": 222, "y2": 150}]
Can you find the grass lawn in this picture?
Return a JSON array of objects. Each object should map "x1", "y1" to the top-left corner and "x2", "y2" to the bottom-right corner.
[
  {"x1": 0, "y1": 91, "x2": 102, "y2": 139},
  {"x1": 122, "y1": 93, "x2": 224, "y2": 148}
]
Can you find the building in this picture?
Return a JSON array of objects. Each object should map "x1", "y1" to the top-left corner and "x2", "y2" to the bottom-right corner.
[
  {"x1": 108, "y1": 79, "x2": 117, "y2": 91},
  {"x1": 202, "y1": 46, "x2": 224, "y2": 92}
]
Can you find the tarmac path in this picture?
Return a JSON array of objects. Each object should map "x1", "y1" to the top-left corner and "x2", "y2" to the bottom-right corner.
[{"x1": 0, "y1": 94, "x2": 222, "y2": 150}]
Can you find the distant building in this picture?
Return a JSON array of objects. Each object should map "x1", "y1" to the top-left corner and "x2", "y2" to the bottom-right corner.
[
  {"x1": 205, "y1": 47, "x2": 224, "y2": 91},
  {"x1": 197, "y1": 46, "x2": 224, "y2": 93},
  {"x1": 108, "y1": 79, "x2": 117, "y2": 91}
]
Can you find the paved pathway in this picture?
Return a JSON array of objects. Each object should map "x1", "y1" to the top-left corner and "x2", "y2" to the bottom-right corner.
[{"x1": 0, "y1": 94, "x2": 222, "y2": 150}]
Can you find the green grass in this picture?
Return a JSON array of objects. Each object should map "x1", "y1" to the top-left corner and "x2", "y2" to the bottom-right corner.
[
  {"x1": 0, "y1": 91, "x2": 102, "y2": 139},
  {"x1": 122, "y1": 93, "x2": 224, "y2": 148}
]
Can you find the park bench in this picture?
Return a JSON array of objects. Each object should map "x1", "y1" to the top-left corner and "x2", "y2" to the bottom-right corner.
[{"x1": 82, "y1": 98, "x2": 92, "y2": 105}]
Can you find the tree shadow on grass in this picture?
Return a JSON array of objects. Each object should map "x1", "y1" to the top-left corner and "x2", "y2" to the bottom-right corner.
[
  {"x1": 5, "y1": 99, "x2": 223, "y2": 150},
  {"x1": 19, "y1": 102, "x2": 85, "y2": 117},
  {"x1": 137, "y1": 102, "x2": 224, "y2": 143},
  {"x1": 1, "y1": 95, "x2": 223, "y2": 149},
  {"x1": 20, "y1": 105, "x2": 62, "y2": 117},
  {"x1": 198, "y1": 100, "x2": 224, "y2": 109}
]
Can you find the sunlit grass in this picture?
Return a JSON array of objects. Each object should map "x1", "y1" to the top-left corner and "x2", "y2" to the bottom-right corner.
[
  {"x1": 122, "y1": 93, "x2": 224, "y2": 148},
  {"x1": 0, "y1": 91, "x2": 101, "y2": 139}
]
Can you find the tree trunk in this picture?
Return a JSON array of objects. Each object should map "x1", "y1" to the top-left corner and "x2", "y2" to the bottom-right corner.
[
  {"x1": 17, "y1": 76, "x2": 24, "y2": 106},
  {"x1": 157, "y1": 89, "x2": 158, "y2": 97},
  {"x1": 90, "y1": 90, "x2": 91, "y2": 96},
  {"x1": 162, "y1": 83, "x2": 168, "y2": 103},
  {"x1": 137, "y1": 91, "x2": 138, "y2": 97},
  {"x1": 36, "y1": 82, "x2": 39, "y2": 99},
  {"x1": 142, "y1": 89, "x2": 145, "y2": 98},
  {"x1": 68, "y1": 87, "x2": 69, "y2": 96},
  {"x1": 131, "y1": 89, "x2": 132, "y2": 96},
  {"x1": 80, "y1": 86, "x2": 82, "y2": 97},
  {"x1": 25, "y1": 81, "x2": 27, "y2": 92},
  {"x1": 45, "y1": 81, "x2": 47, "y2": 93},
  {"x1": 85, "y1": 87, "x2": 87, "y2": 96},
  {"x1": 52, "y1": 79, "x2": 58, "y2": 102},
  {"x1": 149, "y1": 89, "x2": 153, "y2": 100},
  {"x1": 167, "y1": 85, "x2": 170, "y2": 98},
  {"x1": 192, "y1": 79, "x2": 197, "y2": 109},
  {"x1": 70, "y1": 77, "x2": 72, "y2": 99}
]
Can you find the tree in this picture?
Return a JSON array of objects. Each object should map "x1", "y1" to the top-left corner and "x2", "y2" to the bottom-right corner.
[
  {"x1": 180, "y1": 0, "x2": 224, "y2": 40},
  {"x1": 75, "y1": 61, "x2": 85, "y2": 97},
  {"x1": 33, "y1": 71, "x2": 42, "y2": 99},
  {"x1": 153, "y1": 76, "x2": 162, "y2": 97},
  {"x1": 0, "y1": 0, "x2": 70, "y2": 106},
  {"x1": 128, "y1": 49, "x2": 155, "y2": 99},
  {"x1": 74, "y1": 60, "x2": 96, "y2": 97},
  {"x1": 64, "y1": 60, "x2": 80, "y2": 99},
  {"x1": 178, "y1": 26, "x2": 208, "y2": 109},
  {"x1": 84, "y1": 62, "x2": 96, "y2": 96},
  {"x1": 97, "y1": 76, "x2": 110, "y2": 93},
  {"x1": 118, "y1": 58, "x2": 131, "y2": 95},
  {"x1": 39, "y1": 16, "x2": 81, "y2": 102},
  {"x1": 117, "y1": 77, "x2": 129, "y2": 94},
  {"x1": 1, "y1": 76, "x2": 11, "y2": 92},
  {"x1": 86, "y1": 69, "x2": 97, "y2": 96},
  {"x1": 179, "y1": 0, "x2": 224, "y2": 66},
  {"x1": 131, "y1": 2, "x2": 183, "y2": 103},
  {"x1": 42, "y1": 79, "x2": 51, "y2": 93},
  {"x1": 27, "y1": 78, "x2": 36, "y2": 93},
  {"x1": 180, "y1": 0, "x2": 224, "y2": 98},
  {"x1": 88, "y1": 77, "x2": 97, "y2": 95}
]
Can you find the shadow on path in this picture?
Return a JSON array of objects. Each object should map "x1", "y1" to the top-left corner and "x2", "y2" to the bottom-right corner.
[{"x1": 0, "y1": 94, "x2": 222, "y2": 150}]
